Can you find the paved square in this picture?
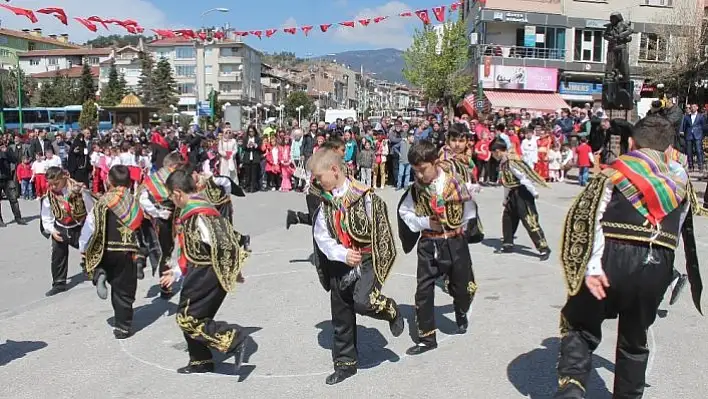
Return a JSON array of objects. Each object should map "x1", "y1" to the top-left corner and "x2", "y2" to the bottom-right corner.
[{"x1": 1, "y1": 181, "x2": 707, "y2": 398}]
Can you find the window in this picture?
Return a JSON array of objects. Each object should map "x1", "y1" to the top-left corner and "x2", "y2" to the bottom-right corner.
[
  {"x1": 154, "y1": 50, "x2": 170, "y2": 59},
  {"x1": 175, "y1": 47, "x2": 195, "y2": 59},
  {"x1": 219, "y1": 47, "x2": 241, "y2": 57},
  {"x1": 0, "y1": 49, "x2": 9, "y2": 57},
  {"x1": 29, "y1": 59, "x2": 40, "y2": 66},
  {"x1": 204, "y1": 48, "x2": 212, "y2": 58},
  {"x1": 48, "y1": 57, "x2": 58, "y2": 65},
  {"x1": 205, "y1": 83, "x2": 213, "y2": 93},
  {"x1": 573, "y1": 29, "x2": 604, "y2": 62},
  {"x1": 177, "y1": 83, "x2": 195, "y2": 94},
  {"x1": 175, "y1": 65, "x2": 196, "y2": 77},
  {"x1": 204, "y1": 65, "x2": 212, "y2": 75},
  {"x1": 88, "y1": 57, "x2": 100, "y2": 65},
  {"x1": 513, "y1": 26, "x2": 566, "y2": 60},
  {"x1": 643, "y1": 0, "x2": 672, "y2": 6},
  {"x1": 639, "y1": 32, "x2": 669, "y2": 62}
]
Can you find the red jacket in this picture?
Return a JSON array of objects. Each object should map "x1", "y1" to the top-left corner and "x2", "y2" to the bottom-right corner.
[
  {"x1": 16, "y1": 163, "x2": 32, "y2": 180},
  {"x1": 576, "y1": 143, "x2": 593, "y2": 167}
]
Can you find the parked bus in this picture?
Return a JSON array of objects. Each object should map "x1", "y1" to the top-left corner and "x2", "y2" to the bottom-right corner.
[
  {"x1": 2, "y1": 108, "x2": 53, "y2": 131},
  {"x1": 56, "y1": 105, "x2": 113, "y2": 131},
  {"x1": 1, "y1": 105, "x2": 113, "y2": 132}
]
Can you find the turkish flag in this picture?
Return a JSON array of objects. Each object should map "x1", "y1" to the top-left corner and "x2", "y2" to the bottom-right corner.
[
  {"x1": 152, "y1": 29, "x2": 176, "y2": 38},
  {"x1": 266, "y1": 29, "x2": 278, "y2": 37},
  {"x1": 0, "y1": 5, "x2": 38, "y2": 23},
  {"x1": 301, "y1": 25, "x2": 313, "y2": 36},
  {"x1": 399, "y1": 11, "x2": 412, "y2": 17},
  {"x1": 320, "y1": 24, "x2": 332, "y2": 32},
  {"x1": 339, "y1": 21, "x2": 355, "y2": 28},
  {"x1": 373, "y1": 16, "x2": 387, "y2": 23},
  {"x1": 121, "y1": 19, "x2": 139, "y2": 26},
  {"x1": 234, "y1": 31, "x2": 249, "y2": 36},
  {"x1": 74, "y1": 17, "x2": 97, "y2": 32},
  {"x1": 125, "y1": 25, "x2": 137, "y2": 34},
  {"x1": 136, "y1": 26, "x2": 144, "y2": 33},
  {"x1": 450, "y1": 2, "x2": 460, "y2": 11},
  {"x1": 175, "y1": 29, "x2": 196, "y2": 39},
  {"x1": 198, "y1": 31, "x2": 207, "y2": 41},
  {"x1": 87, "y1": 16, "x2": 110, "y2": 30},
  {"x1": 250, "y1": 30, "x2": 263, "y2": 39},
  {"x1": 415, "y1": 10, "x2": 431, "y2": 25},
  {"x1": 214, "y1": 31, "x2": 225, "y2": 40},
  {"x1": 433, "y1": 6, "x2": 446, "y2": 22},
  {"x1": 359, "y1": 19, "x2": 370, "y2": 26},
  {"x1": 36, "y1": 7, "x2": 67, "y2": 25},
  {"x1": 283, "y1": 27, "x2": 296, "y2": 35}
]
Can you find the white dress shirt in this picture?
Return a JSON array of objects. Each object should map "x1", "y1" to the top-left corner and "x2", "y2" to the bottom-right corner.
[
  {"x1": 313, "y1": 180, "x2": 372, "y2": 263},
  {"x1": 504, "y1": 164, "x2": 539, "y2": 199},
  {"x1": 170, "y1": 216, "x2": 212, "y2": 282},
  {"x1": 138, "y1": 189, "x2": 171, "y2": 220},
  {"x1": 40, "y1": 187, "x2": 95, "y2": 235},
  {"x1": 44, "y1": 155, "x2": 62, "y2": 169},
  {"x1": 398, "y1": 169, "x2": 479, "y2": 233}
]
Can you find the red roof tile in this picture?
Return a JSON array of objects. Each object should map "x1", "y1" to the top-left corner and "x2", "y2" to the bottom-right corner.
[
  {"x1": 31, "y1": 66, "x2": 99, "y2": 79},
  {"x1": 0, "y1": 28, "x2": 80, "y2": 48}
]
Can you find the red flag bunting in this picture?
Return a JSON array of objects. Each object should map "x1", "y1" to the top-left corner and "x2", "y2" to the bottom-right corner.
[
  {"x1": 373, "y1": 16, "x2": 387, "y2": 23},
  {"x1": 121, "y1": 19, "x2": 139, "y2": 26},
  {"x1": 234, "y1": 31, "x2": 249, "y2": 36},
  {"x1": 250, "y1": 30, "x2": 263, "y2": 39},
  {"x1": 266, "y1": 29, "x2": 278, "y2": 37},
  {"x1": 399, "y1": 11, "x2": 412, "y2": 17},
  {"x1": 301, "y1": 25, "x2": 313, "y2": 36},
  {"x1": 415, "y1": 9, "x2": 431, "y2": 24},
  {"x1": 283, "y1": 27, "x2": 296, "y2": 35},
  {"x1": 432, "y1": 6, "x2": 446, "y2": 22},
  {"x1": 175, "y1": 29, "x2": 196, "y2": 39},
  {"x1": 339, "y1": 21, "x2": 355, "y2": 28},
  {"x1": 152, "y1": 29, "x2": 176, "y2": 38},
  {"x1": 125, "y1": 25, "x2": 137, "y2": 34},
  {"x1": 197, "y1": 31, "x2": 207, "y2": 41},
  {"x1": 87, "y1": 16, "x2": 110, "y2": 30},
  {"x1": 0, "y1": 5, "x2": 38, "y2": 23},
  {"x1": 450, "y1": 2, "x2": 460, "y2": 11},
  {"x1": 36, "y1": 7, "x2": 67, "y2": 25},
  {"x1": 213, "y1": 31, "x2": 225, "y2": 40},
  {"x1": 359, "y1": 19, "x2": 371, "y2": 26},
  {"x1": 74, "y1": 17, "x2": 97, "y2": 32},
  {"x1": 320, "y1": 24, "x2": 332, "y2": 32},
  {"x1": 136, "y1": 26, "x2": 144, "y2": 33}
]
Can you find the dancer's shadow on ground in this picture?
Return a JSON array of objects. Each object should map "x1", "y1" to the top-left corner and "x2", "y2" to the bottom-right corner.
[
  {"x1": 106, "y1": 296, "x2": 178, "y2": 333},
  {"x1": 145, "y1": 280, "x2": 183, "y2": 299},
  {"x1": 481, "y1": 238, "x2": 539, "y2": 258},
  {"x1": 9, "y1": 214, "x2": 40, "y2": 225},
  {"x1": 66, "y1": 271, "x2": 88, "y2": 291},
  {"x1": 289, "y1": 252, "x2": 316, "y2": 265},
  {"x1": 507, "y1": 337, "x2": 613, "y2": 399},
  {"x1": 0, "y1": 340, "x2": 48, "y2": 366},
  {"x1": 315, "y1": 321, "x2": 400, "y2": 369},
  {"x1": 397, "y1": 303, "x2": 457, "y2": 343}
]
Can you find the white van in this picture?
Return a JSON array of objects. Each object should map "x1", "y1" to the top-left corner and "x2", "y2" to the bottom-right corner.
[{"x1": 324, "y1": 109, "x2": 357, "y2": 124}]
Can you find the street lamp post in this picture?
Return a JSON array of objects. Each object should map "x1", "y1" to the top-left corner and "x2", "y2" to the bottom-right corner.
[
  {"x1": 197, "y1": 7, "x2": 229, "y2": 107},
  {"x1": 276, "y1": 105, "x2": 284, "y2": 127},
  {"x1": 296, "y1": 105, "x2": 303, "y2": 127},
  {"x1": 255, "y1": 103, "x2": 262, "y2": 128}
]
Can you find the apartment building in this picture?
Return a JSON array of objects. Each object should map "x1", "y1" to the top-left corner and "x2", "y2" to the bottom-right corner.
[
  {"x1": 261, "y1": 64, "x2": 306, "y2": 107},
  {"x1": 463, "y1": 0, "x2": 703, "y2": 112},
  {"x1": 148, "y1": 33, "x2": 262, "y2": 108},
  {"x1": 19, "y1": 48, "x2": 111, "y2": 76},
  {"x1": 0, "y1": 28, "x2": 79, "y2": 70},
  {"x1": 98, "y1": 46, "x2": 145, "y2": 93}
]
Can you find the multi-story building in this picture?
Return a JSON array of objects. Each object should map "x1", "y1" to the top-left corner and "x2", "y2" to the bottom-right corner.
[
  {"x1": 30, "y1": 65, "x2": 99, "y2": 89},
  {"x1": 98, "y1": 45, "x2": 145, "y2": 94},
  {"x1": 148, "y1": 32, "x2": 262, "y2": 109},
  {"x1": 297, "y1": 61, "x2": 358, "y2": 109},
  {"x1": 19, "y1": 47, "x2": 111, "y2": 76},
  {"x1": 0, "y1": 28, "x2": 79, "y2": 70},
  {"x1": 261, "y1": 64, "x2": 306, "y2": 107},
  {"x1": 463, "y1": 0, "x2": 703, "y2": 113},
  {"x1": 393, "y1": 86, "x2": 411, "y2": 111}
]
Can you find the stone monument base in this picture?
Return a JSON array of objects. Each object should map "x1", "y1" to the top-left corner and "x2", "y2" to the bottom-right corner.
[{"x1": 602, "y1": 80, "x2": 634, "y2": 111}]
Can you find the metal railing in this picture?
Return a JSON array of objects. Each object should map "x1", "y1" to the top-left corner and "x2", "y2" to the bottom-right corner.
[{"x1": 482, "y1": 44, "x2": 566, "y2": 61}]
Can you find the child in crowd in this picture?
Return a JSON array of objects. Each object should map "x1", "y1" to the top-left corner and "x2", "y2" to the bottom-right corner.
[
  {"x1": 279, "y1": 136, "x2": 295, "y2": 192},
  {"x1": 31, "y1": 153, "x2": 47, "y2": 198},
  {"x1": 575, "y1": 137, "x2": 594, "y2": 186},
  {"x1": 44, "y1": 149, "x2": 62, "y2": 169},
  {"x1": 474, "y1": 131, "x2": 492, "y2": 185},
  {"x1": 521, "y1": 131, "x2": 538, "y2": 170},
  {"x1": 264, "y1": 136, "x2": 280, "y2": 191},
  {"x1": 343, "y1": 130, "x2": 357, "y2": 178},
  {"x1": 373, "y1": 133, "x2": 388, "y2": 188},
  {"x1": 547, "y1": 143, "x2": 562, "y2": 183},
  {"x1": 357, "y1": 139, "x2": 375, "y2": 187},
  {"x1": 396, "y1": 134, "x2": 414, "y2": 189},
  {"x1": 16, "y1": 155, "x2": 33, "y2": 200},
  {"x1": 560, "y1": 144, "x2": 573, "y2": 182},
  {"x1": 90, "y1": 143, "x2": 105, "y2": 194}
]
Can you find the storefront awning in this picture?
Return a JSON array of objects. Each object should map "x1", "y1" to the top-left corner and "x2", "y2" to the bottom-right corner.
[{"x1": 484, "y1": 90, "x2": 569, "y2": 113}]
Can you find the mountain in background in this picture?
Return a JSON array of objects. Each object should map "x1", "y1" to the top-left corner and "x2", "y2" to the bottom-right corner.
[{"x1": 319, "y1": 48, "x2": 407, "y2": 85}]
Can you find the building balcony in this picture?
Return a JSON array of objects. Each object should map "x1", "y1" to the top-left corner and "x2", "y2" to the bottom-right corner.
[
  {"x1": 481, "y1": 44, "x2": 567, "y2": 68},
  {"x1": 218, "y1": 56, "x2": 243, "y2": 64},
  {"x1": 220, "y1": 90, "x2": 244, "y2": 100},
  {"x1": 218, "y1": 73, "x2": 242, "y2": 82}
]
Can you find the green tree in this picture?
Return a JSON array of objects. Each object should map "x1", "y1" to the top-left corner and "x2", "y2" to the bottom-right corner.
[
  {"x1": 137, "y1": 52, "x2": 155, "y2": 106},
  {"x1": 100, "y1": 62, "x2": 125, "y2": 106},
  {"x1": 403, "y1": 14, "x2": 472, "y2": 116},
  {"x1": 152, "y1": 57, "x2": 178, "y2": 112},
  {"x1": 85, "y1": 34, "x2": 147, "y2": 48},
  {"x1": 77, "y1": 62, "x2": 96, "y2": 103},
  {"x1": 79, "y1": 99, "x2": 98, "y2": 130},
  {"x1": 284, "y1": 91, "x2": 315, "y2": 120},
  {"x1": 118, "y1": 74, "x2": 128, "y2": 100},
  {"x1": 0, "y1": 68, "x2": 33, "y2": 107},
  {"x1": 178, "y1": 113, "x2": 193, "y2": 128},
  {"x1": 36, "y1": 79, "x2": 56, "y2": 107}
]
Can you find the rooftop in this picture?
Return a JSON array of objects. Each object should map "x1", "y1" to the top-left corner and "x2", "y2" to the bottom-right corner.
[
  {"x1": 148, "y1": 37, "x2": 244, "y2": 46},
  {"x1": 0, "y1": 28, "x2": 80, "y2": 49},
  {"x1": 31, "y1": 66, "x2": 99, "y2": 79},
  {"x1": 19, "y1": 48, "x2": 112, "y2": 57}
]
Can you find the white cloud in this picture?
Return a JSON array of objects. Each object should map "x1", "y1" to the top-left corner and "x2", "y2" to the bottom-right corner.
[
  {"x1": 333, "y1": 1, "x2": 414, "y2": 50},
  {"x1": 0, "y1": 0, "x2": 171, "y2": 44},
  {"x1": 281, "y1": 17, "x2": 297, "y2": 28}
]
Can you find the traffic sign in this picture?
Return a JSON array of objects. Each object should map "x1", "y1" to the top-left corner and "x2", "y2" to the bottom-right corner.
[{"x1": 476, "y1": 100, "x2": 484, "y2": 109}]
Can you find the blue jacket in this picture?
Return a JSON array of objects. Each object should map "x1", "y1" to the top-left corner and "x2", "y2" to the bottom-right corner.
[{"x1": 681, "y1": 113, "x2": 705, "y2": 141}]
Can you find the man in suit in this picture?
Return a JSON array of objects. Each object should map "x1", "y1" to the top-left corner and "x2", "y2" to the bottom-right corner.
[
  {"x1": 680, "y1": 103, "x2": 705, "y2": 171},
  {"x1": 29, "y1": 129, "x2": 53, "y2": 159}
]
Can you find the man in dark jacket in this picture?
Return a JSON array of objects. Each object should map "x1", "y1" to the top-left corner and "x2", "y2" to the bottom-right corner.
[
  {"x1": 29, "y1": 129, "x2": 53, "y2": 159},
  {"x1": 0, "y1": 141, "x2": 26, "y2": 227}
]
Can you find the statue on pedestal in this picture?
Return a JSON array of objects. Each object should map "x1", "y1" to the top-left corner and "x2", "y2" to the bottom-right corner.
[{"x1": 603, "y1": 12, "x2": 633, "y2": 82}]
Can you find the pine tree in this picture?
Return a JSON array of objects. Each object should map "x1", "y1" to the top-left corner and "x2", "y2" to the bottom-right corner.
[
  {"x1": 100, "y1": 62, "x2": 123, "y2": 106},
  {"x1": 79, "y1": 99, "x2": 98, "y2": 130},
  {"x1": 37, "y1": 78, "x2": 56, "y2": 107},
  {"x1": 137, "y1": 51, "x2": 155, "y2": 105},
  {"x1": 118, "y1": 74, "x2": 128, "y2": 100},
  {"x1": 77, "y1": 62, "x2": 96, "y2": 103},
  {"x1": 152, "y1": 57, "x2": 178, "y2": 112}
]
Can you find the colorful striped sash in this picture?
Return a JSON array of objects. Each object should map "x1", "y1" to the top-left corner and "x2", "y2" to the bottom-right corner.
[
  {"x1": 175, "y1": 194, "x2": 221, "y2": 275},
  {"x1": 103, "y1": 187, "x2": 144, "y2": 231},
  {"x1": 143, "y1": 168, "x2": 171, "y2": 204}
]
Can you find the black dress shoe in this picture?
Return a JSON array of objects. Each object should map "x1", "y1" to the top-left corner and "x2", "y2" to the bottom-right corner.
[
  {"x1": 96, "y1": 273, "x2": 108, "y2": 300},
  {"x1": 45, "y1": 285, "x2": 67, "y2": 297},
  {"x1": 113, "y1": 329, "x2": 132, "y2": 340},
  {"x1": 325, "y1": 367, "x2": 357, "y2": 385},
  {"x1": 0, "y1": 220, "x2": 6, "y2": 228},
  {"x1": 389, "y1": 311, "x2": 405, "y2": 337},
  {"x1": 495, "y1": 245, "x2": 514, "y2": 254},
  {"x1": 241, "y1": 235, "x2": 251, "y2": 252},
  {"x1": 539, "y1": 248, "x2": 552, "y2": 261},
  {"x1": 177, "y1": 362, "x2": 215, "y2": 374},
  {"x1": 286, "y1": 210, "x2": 298, "y2": 230},
  {"x1": 14, "y1": 218, "x2": 27, "y2": 225},
  {"x1": 405, "y1": 343, "x2": 438, "y2": 356},
  {"x1": 670, "y1": 274, "x2": 688, "y2": 305},
  {"x1": 456, "y1": 313, "x2": 469, "y2": 334}
]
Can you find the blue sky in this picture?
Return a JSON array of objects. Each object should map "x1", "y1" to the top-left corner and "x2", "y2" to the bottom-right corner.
[{"x1": 4, "y1": 0, "x2": 449, "y2": 55}]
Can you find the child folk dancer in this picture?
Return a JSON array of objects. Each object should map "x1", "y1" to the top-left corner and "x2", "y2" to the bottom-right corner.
[
  {"x1": 490, "y1": 139, "x2": 552, "y2": 260},
  {"x1": 79, "y1": 166, "x2": 143, "y2": 339},
  {"x1": 308, "y1": 148, "x2": 404, "y2": 385},
  {"x1": 160, "y1": 169, "x2": 250, "y2": 374},
  {"x1": 137, "y1": 152, "x2": 184, "y2": 297},
  {"x1": 40, "y1": 167, "x2": 95, "y2": 296},
  {"x1": 556, "y1": 115, "x2": 704, "y2": 398},
  {"x1": 397, "y1": 140, "x2": 479, "y2": 356}
]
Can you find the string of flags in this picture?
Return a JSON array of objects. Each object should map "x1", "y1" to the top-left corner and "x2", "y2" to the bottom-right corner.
[{"x1": 0, "y1": 1, "x2": 483, "y2": 42}]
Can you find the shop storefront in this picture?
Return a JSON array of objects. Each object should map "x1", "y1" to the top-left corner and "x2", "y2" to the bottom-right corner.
[{"x1": 558, "y1": 82, "x2": 602, "y2": 105}]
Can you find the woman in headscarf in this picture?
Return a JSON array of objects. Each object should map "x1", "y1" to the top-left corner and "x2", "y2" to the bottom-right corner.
[{"x1": 67, "y1": 133, "x2": 91, "y2": 186}]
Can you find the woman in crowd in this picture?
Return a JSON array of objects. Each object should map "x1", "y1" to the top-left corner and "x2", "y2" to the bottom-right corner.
[
  {"x1": 218, "y1": 129, "x2": 239, "y2": 184},
  {"x1": 67, "y1": 133, "x2": 91, "y2": 187},
  {"x1": 535, "y1": 128, "x2": 553, "y2": 181},
  {"x1": 279, "y1": 136, "x2": 295, "y2": 192},
  {"x1": 242, "y1": 125, "x2": 262, "y2": 193}
]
